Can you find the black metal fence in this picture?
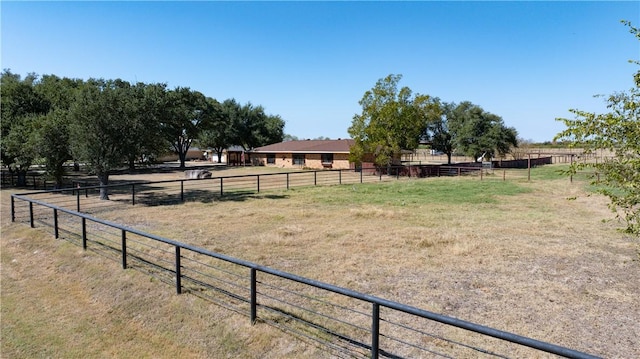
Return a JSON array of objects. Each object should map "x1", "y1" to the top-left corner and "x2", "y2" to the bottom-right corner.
[
  {"x1": 1, "y1": 171, "x2": 51, "y2": 190},
  {"x1": 11, "y1": 168, "x2": 397, "y2": 214},
  {"x1": 8, "y1": 169, "x2": 601, "y2": 359}
]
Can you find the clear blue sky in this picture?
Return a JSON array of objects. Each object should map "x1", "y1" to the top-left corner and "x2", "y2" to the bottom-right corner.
[{"x1": 2, "y1": 1, "x2": 638, "y2": 142}]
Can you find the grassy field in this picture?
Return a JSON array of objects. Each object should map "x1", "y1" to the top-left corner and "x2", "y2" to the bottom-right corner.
[{"x1": 2, "y1": 164, "x2": 639, "y2": 358}]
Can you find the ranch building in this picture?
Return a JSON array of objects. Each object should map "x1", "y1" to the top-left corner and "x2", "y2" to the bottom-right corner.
[{"x1": 250, "y1": 139, "x2": 355, "y2": 170}]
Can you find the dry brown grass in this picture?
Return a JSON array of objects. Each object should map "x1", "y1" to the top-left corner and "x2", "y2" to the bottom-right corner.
[{"x1": 2, "y1": 165, "x2": 639, "y2": 358}]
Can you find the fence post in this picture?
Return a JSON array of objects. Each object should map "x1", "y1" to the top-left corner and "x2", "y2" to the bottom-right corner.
[
  {"x1": 33, "y1": 174, "x2": 37, "y2": 189},
  {"x1": 286, "y1": 173, "x2": 290, "y2": 190},
  {"x1": 528, "y1": 154, "x2": 531, "y2": 182},
  {"x1": 360, "y1": 168, "x2": 363, "y2": 183},
  {"x1": 180, "y1": 180, "x2": 184, "y2": 202},
  {"x1": 371, "y1": 303, "x2": 380, "y2": 359},
  {"x1": 220, "y1": 177, "x2": 224, "y2": 197},
  {"x1": 121, "y1": 230, "x2": 127, "y2": 269},
  {"x1": 54, "y1": 208, "x2": 59, "y2": 239},
  {"x1": 458, "y1": 167, "x2": 461, "y2": 177},
  {"x1": 76, "y1": 191, "x2": 81, "y2": 212},
  {"x1": 250, "y1": 268, "x2": 257, "y2": 325},
  {"x1": 10, "y1": 196, "x2": 15, "y2": 222},
  {"x1": 314, "y1": 171, "x2": 317, "y2": 186},
  {"x1": 480, "y1": 168, "x2": 483, "y2": 180},
  {"x1": 82, "y1": 218, "x2": 87, "y2": 250},
  {"x1": 339, "y1": 170, "x2": 342, "y2": 185},
  {"x1": 131, "y1": 183, "x2": 136, "y2": 206},
  {"x1": 175, "y1": 246, "x2": 182, "y2": 294},
  {"x1": 257, "y1": 175, "x2": 260, "y2": 193},
  {"x1": 503, "y1": 170, "x2": 506, "y2": 181},
  {"x1": 29, "y1": 202, "x2": 34, "y2": 228}
]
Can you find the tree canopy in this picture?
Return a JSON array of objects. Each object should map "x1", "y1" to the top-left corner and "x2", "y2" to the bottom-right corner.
[
  {"x1": 69, "y1": 79, "x2": 136, "y2": 199},
  {"x1": 1, "y1": 71, "x2": 51, "y2": 185},
  {"x1": 348, "y1": 74, "x2": 440, "y2": 166},
  {"x1": 555, "y1": 21, "x2": 639, "y2": 235},
  {"x1": 197, "y1": 98, "x2": 232, "y2": 163},
  {"x1": 445, "y1": 101, "x2": 518, "y2": 162},
  {"x1": 350, "y1": 75, "x2": 518, "y2": 166},
  {"x1": 160, "y1": 87, "x2": 210, "y2": 169},
  {"x1": 1, "y1": 70, "x2": 286, "y2": 197}
]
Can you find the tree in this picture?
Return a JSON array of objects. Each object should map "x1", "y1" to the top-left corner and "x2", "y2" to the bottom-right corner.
[
  {"x1": 0, "y1": 70, "x2": 50, "y2": 186},
  {"x1": 121, "y1": 82, "x2": 169, "y2": 170},
  {"x1": 227, "y1": 100, "x2": 285, "y2": 151},
  {"x1": 258, "y1": 114, "x2": 285, "y2": 146},
  {"x1": 348, "y1": 74, "x2": 440, "y2": 166},
  {"x1": 68, "y1": 79, "x2": 132, "y2": 199},
  {"x1": 555, "y1": 21, "x2": 639, "y2": 235},
  {"x1": 447, "y1": 101, "x2": 517, "y2": 162},
  {"x1": 425, "y1": 101, "x2": 455, "y2": 164},
  {"x1": 283, "y1": 134, "x2": 300, "y2": 142},
  {"x1": 197, "y1": 97, "x2": 230, "y2": 163},
  {"x1": 510, "y1": 137, "x2": 534, "y2": 161},
  {"x1": 34, "y1": 75, "x2": 83, "y2": 187},
  {"x1": 161, "y1": 87, "x2": 209, "y2": 169},
  {"x1": 34, "y1": 109, "x2": 71, "y2": 188}
]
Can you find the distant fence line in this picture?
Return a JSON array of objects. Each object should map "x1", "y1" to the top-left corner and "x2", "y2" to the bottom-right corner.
[
  {"x1": 2, "y1": 159, "x2": 552, "y2": 193},
  {"x1": 405, "y1": 149, "x2": 614, "y2": 165},
  {"x1": 7, "y1": 168, "x2": 600, "y2": 358},
  {"x1": 7, "y1": 165, "x2": 544, "y2": 214}
]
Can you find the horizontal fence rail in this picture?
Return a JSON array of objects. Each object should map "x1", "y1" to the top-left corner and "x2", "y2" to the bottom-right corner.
[
  {"x1": 10, "y1": 167, "x2": 397, "y2": 214},
  {"x1": 9, "y1": 181, "x2": 601, "y2": 359}
]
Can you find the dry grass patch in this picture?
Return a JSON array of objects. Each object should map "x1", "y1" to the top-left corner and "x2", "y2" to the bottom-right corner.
[
  {"x1": 3, "y1": 165, "x2": 640, "y2": 358},
  {"x1": 0, "y1": 190, "x2": 330, "y2": 359}
]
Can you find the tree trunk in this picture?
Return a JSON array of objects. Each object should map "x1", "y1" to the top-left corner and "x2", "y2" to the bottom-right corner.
[
  {"x1": 97, "y1": 171, "x2": 110, "y2": 200},
  {"x1": 128, "y1": 156, "x2": 136, "y2": 173},
  {"x1": 217, "y1": 152, "x2": 222, "y2": 163},
  {"x1": 53, "y1": 166, "x2": 65, "y2": 189},
  {"x1": 178, "y1": 151, "x2": 187, "y2": 170},
  {"x1": 447, "y1": 153, "x2": 452, "y2": 165},
  {"x1": 16, "y1": 170, "x2": 28, "y2": 187}
]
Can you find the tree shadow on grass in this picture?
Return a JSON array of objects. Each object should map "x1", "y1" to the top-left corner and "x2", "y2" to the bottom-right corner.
[{"x1": 122, "y1": 189, "x2": 289, "y2": 207}]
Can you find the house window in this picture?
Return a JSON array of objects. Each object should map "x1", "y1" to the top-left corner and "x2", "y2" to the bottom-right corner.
[
  {"x1": 321, "y1": 153, "x2": 334, "y2": 164},
  {"x1": 293, "y1": 154, "x2": 305, "y2": 166},
  {"x1": 266, "y1": 154, "x2": 275, "y2": 164}
]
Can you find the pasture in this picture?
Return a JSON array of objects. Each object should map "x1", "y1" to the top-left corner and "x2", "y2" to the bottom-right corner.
[{"x1": 1, "y1": 164, "x2": 638, "y2": 358}]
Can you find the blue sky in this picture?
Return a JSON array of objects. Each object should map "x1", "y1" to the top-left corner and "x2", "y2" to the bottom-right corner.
[{"x1": 2, "y1": 1, "x2": 638, "y2": 142}]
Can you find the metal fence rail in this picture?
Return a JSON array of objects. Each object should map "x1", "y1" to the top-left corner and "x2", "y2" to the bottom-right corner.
[
  {"x1": 10, "y1": 191, "x2": 601, "y2": 359},
  {"x1": 11, "y1": 167, "x2": 396, "y2": 214}
]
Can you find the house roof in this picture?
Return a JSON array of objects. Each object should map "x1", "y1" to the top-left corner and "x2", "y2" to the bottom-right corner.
[{"x1": 251, "y1": 139, "x2": 355, "y2": 154}]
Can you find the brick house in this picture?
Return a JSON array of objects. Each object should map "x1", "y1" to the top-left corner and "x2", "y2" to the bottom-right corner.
[{"x1": 250, "y1": 139, "x2": 355, "y2": 169}]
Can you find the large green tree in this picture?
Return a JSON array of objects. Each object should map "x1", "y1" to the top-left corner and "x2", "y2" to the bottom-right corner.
[
  {"x1": 34, "y1": 75, "x2": 83, "y2": 187},
  {"x1": 555, "y1": 21, "x2": 639, "y2": 235},
  {"x1": 161, "y1": 87, "x2": 209, "y2": 169},
  {"x1": 0, "y1": 70, "x2": 50, "y2": 186},
  {"x1": 447, "y1": 101, "x2": 518, "y2": 162},
  {"x1": 425, "y1": 101, "x2": 456, "y2": 164},
  {"x1": 197, "y1": 98, "x2": 234, "y2": 163},
  {"x1": 121, "y1": 82, "x2": 169, "y2": 170},
  {"x1": 348, "y1": 74, "x2": 440, "y2": 166},
  {"x1": 68, "y1": 79, "x2": 132, "y2": 199},
  {"x1": 224, "y1": 99, "x2": 285, "y2": 151}
]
